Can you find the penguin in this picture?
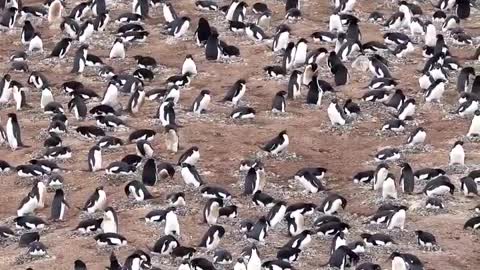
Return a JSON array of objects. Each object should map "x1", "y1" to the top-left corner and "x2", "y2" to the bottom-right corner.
[
  {"x1": 293, "y1": 39, "x2": 308, "y2": 67},
  {"x1": 425, "y1": 197, "x2": 445, "y2": 209},
  {"x1": 356, "y1": 263, "x2": 381, "y2": 270},
  {"x1": 6, "y1": 113, "x2": 27, "y2": 150},
  {"x1": 116, "y1": 156, "x2": 140, "y2": 171},
  {"x1": 464, "y1": 216, "x2": 480, "y2": 230},
  {"x1": 116, "y1": 12, "x2": 143, "y2": 24},
  {"x1": 442, "y1": 15, "x2": 459, "y2": 32},
  {"x1": 90, "y1": 0, "x2": 106, "y2": 16},
  {"x1": 78, "y1": 20, "x2": 95, "y2": 42},
  {"x1": 368, "y1": 56, "x2": 392, "y2": 78},
  {"x1": 387, "y1": 205, "x2": 407, "y2": 230},
  {"x1": 0, "y1": 160, "x2": 14, "y2": 173},
  {"x1": 151, "y1": 235, "x2": 179, "y2": 255},
  {"x1": 199, "y1": 225, "x2": 225, "y2": 250},
  {"x1": 28, "y1": 71, "x2": 48, "y2": 90},
  {"x1": 76, "y1": 126, "x2": 105, "y2": 139},
  {"x1": 134, "y1": 55, "x2": 157, "y2": 70},
  {"x1": 191, "y1": 90, "x2": 211, "y2": 115},
  {"x1": 247, "y1": 216, "x2": 270, "y2": 241},
  {"x1": 306, "y1": 79, "x2": 323, "y2": 106},
  {"x1": 132, "y1": 0, "x2": 149, "y2": 17},
  {"x1": 398, "y1": 162, "x2": 414, "y2": 194},
  {"x1": 12, "y1": 82, "x2": 29, "y2": 111},
  {"x1": 361, "y1": 233, "x2": 394, "y2": 246},
  {"x1": 311, "y1": 31, "x2": 336, "y2": 43},
  {"x1": 129, "y1": 129, "x2": 156, "y2": 143},
  {"x1": 69, "y1": 1, "x2": 90, "y2": 21},
  {"x1": 125, "y1": 180, "x2": 153, "y2": 201},
  {"x1": 327, "y1": 99, "x2": 347, "y2": 126},
  {"x1": 94, "y1": 233, "x2": 127, "y2": 246},
  {"x1": 319, "y1": 194, "x2": 347, "y2": 215},
  {"x1": 163, "y1": 124, "x2": 179, "y2": 153},
  {"x1": 101, "y1": 207, "x2": 118, "y2": 234},
  {"x1": 467, "y1": 110, "x2": 480, "y2": 137},
  {"x1": 449, "y1": 141, "x2": 465, "y2": 165},
  {"x1": 201, "y1": 186, "x2": 231, "y2": 200},
  {"x1": 28, "y1": 241, "x2": 48, "y2": 256},
  {"x1": 287, "y1": 70, "x2": 302, "y2": 100},
  {"x1": 415, "y1": 230, "x2": 437, "y2": 248},
  {"x1": 167, "y1": 192, "x2": 185, "y2": 207},
  {"x1": 44, "y1": 132, "x2": 62, "y2": 148},
  {"x1": 203, "y1": 198, "x2": 222, "y2": 225},
  {"x1": 406, "y1": 127, "x2": 426, "y2": 146},
  {"x1": 109, "y1": 38, "x2": 126, "y2": 59},
  {"x1": 101, "y1": 79, "x2": 119, "y2": 108},
  {"x1": 205, "y1": 31, "x2": 221, "y2": 61},
  {"x1": 397, "y1": 98, "x2": 416, "y2": 120},
  {"x1": 17, "y1": 192, "x2": 38, "y2": 217},
  {"x1": 425, "y1": 79, "x2": 446, "y2": 102},
  {"x1": 181, "y1": 163, "x2": 204, "y2": 188},
  {"x1": 71, "y1": 45, "x2": 88, "y2": 74},
  {"x1": 168, "y1": 16, "x2": 191, "y2": 38},
  {"x1": 271, "y1": 91, "x2": 287, "y2": 113},
  {"x1": 231, "y1": 107, "x2": 256, "y2": 119},
  {"x1": 302, "y1": 63, "x2": 317, "y2": 86},
  {"x1": 126, "y1": 87, "x2": 145, "y2": 114},
  {"x1": 295, "y1": 171, "x2": 324, "y2": 193},
  {"x1": 330, "y1": 231, "x2": 347, "y2": 254},
  {"x1": 141, "y1": 158, "x2": 157, "y2": 186},
  {"x1": 222, "y1": 79, "x2": 246, "y2": 106},
  {"x1": 74, "y1": 260, "x2": 87, "y2": 270},
  {"x1": 94, "y1": 11, "x2": 109, "y2": 32},
  {"x1": 234, "y1": 258, "x2": 246, "y2": 270},
  {"x1": 375, "y1": 148, "x2": 401, "y2": 162},
  {"x1": 82, "y1": 186, "x2": 107, "y2": 213},
  {"x1": 260, "y1": 130, "x2": 289, "y2": 155},
  {"x1": 286, "y1": 211, "x2": 305, "y2": 237},
  {"x1": 382, "y1": 174, "x2": 398, "y2": 199},
  {"x1": 18, "y1": 231, "x2": 40, "y2": 247},
  {"x1": 14, "y1": 216, "x2": 46, "y2": 230},
  {"x1": 178, "y1": 146, "x2": 200, "y2": 165},
  {"x1": 457, "y1": 67, "x2": 475, "y2": 93},
  {"x1": 265, "y1": 200, "x2": 286, "y2": 229},
  {"x1": 68, "y1": 96, "x2": 87, "y2": 121},
  {"x1": 9, "y1": 51, "x2": 27, "y2": 62},
  {"x1": 21, "y1": 20, "x2": 35, "y2": 44},
  {"x1": 0, "y1": 7, "x2": 18, "y2": 29},
  {"x1": 373, "y1": 163, "x2": 389, "y2": 191},
  {"x1": 16, "y1": 165, "x2": 47, "y2": 178},
  {"x1": 272, "y1": 24, "x2": 290, "y2": 52},
  {"x1": 252, "y1": 191, "x2": 275, "y2": 207},
  {"x1": 194, "y1": 17, "x2": 211, "y2": 46},
  {"x1": 460, "y1": 176, "x2": 478, "y2": 197},
  {"x1": 50, "y1": 189, "x2": 69, "y2": 221}
]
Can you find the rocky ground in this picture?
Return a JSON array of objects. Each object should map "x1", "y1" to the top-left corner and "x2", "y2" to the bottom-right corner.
[{"x1": 1, "y1": 0, "x2": 480, "y2": 269}]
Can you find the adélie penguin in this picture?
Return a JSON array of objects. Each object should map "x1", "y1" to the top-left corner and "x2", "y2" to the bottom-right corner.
[
  {"x1": 50, "y1": 189, "x2": 69, "y2": 221},
  {"x1": 125, "y1": 180, "x2": 153, "y2": 201},
  {"x1": 222, "y1": 79, "x2": 246, "y2": 106},
  {"x1": 6, "y1": 113, "x2": 28, "y2": 150},
  {"x1": 259, "y1": 130, "x2": 289, "y2": 156},
  {"x1": 449, "y1": 140, "x2": 465, "y2": 165}
]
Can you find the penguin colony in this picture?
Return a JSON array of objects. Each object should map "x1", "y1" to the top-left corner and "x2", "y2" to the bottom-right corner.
[{"x1": 1, "y1": 0, "x2": 480, "y2": 269}]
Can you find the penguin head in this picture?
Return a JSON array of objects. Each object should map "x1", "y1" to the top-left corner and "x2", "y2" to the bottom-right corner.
[
  {"x1": 3, "y1": 73, "x2": 11, "y2": 81},
  {"x1": 389, "y1": 251, "x2": 403, "y2": 260},
  {"x1": 286, "y1": 42, "x2": 295, "y2": 50},
  {"x1": 359, "y1": 233, "x2": 371, "y2": 240},
  {"x1": 200, "y1": 89, "x2": 210, "y2": 96},
  {"x1": 114, "y1": 37, "x2": 123, "y2": 44},
  {"x1": 7, "y1": 113, "x2": 18, "y2": 121},
  {"x1": 453, "y1": 140, "x2": 464, "y2": 147},
  {"x1": 54, "y1": 188, "x2": 64, "y2": 197},
  {"x1": 74, "y1": 259, "x2": 87, "y2": 270},
  {"x1": 474, "y1": 110, "x2": 480, "y2": 117},
  {"x1": 278, "y1": 130, "x2": 287, "y2": 137},
  {"x1": 276, "y1": 91, "x2": 287, "y2": 98}
]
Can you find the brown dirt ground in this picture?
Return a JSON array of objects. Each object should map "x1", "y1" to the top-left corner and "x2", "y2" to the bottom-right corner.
[{"x1": 1, "y1": 0, "x2": 480, "y2": 269}]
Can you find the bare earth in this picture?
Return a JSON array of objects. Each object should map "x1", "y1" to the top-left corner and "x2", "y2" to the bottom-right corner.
[{"x1": 1, "y1": 0, "x2": 480, "y2": 269}]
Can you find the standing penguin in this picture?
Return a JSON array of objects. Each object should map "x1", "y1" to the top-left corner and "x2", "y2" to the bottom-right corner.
[
  {"x1": 109, "y1": 38, "x2": 125, "y2": 59},
  {"x1": 82, "y1": 186, "x2": 107, "y2": 213},
  {"x1": 50, "y1": 189, "x2": 69, "y2": 221},
  {"x1": 456, "y1": 0, "x2": 470, "y2": 19},
  {"x1": 288, "y1": 70, "x2": 302, "y2": 100},
  {"x1": 142, "y1": 158, "x2": 157, "y2": 186},
  {"x1": 271, "y1": 91, "x2": 287, "y2": 113},
  {"x1": 101, "y1": 207, "x2": 119, "y2": 234},
  {"x1": 165, "y1": 207, "x2": 180, "y2": 236},
  {"x1": 178, "y1": 146, "x2": 200, "y2": 165},
  {"x1": 71, "y1": 45, "x2": 88, "y2": 74},
  {"x1": 68, "y1": 96, "x2": 87, "y2": 120},
  {"x1": 127, "y1": 87, "x2": 145, "y2": 114},
  {"x1": 373, "y1": 163, "x2": 389, "y2": 191},
  {"x1": 28, "y1": 33, "x2": 44, "y2": 52},
  {"x1": 132, "y1": 0, "x2": 149, "y2": 17},
  {"x1": 165, "y1": 125, "x2": 179, "y2": 153},
  {"x1": 50, "y1": 38, "x2": 73, "y2": 58},
  {"x1": 205, "y1": 31, "x2": 221, "y2": 61},
  {"x1": 40, "y1": 87, "x2": 54, "y2": 109},
  {"x1": 6, "y1": 113, "x2": 27, "y2": 150},
  {"x1": 467, "y1": 110, "x2": 480, "y2": 137},
  {"x1": 88, "y1": 145, "x2": 102, "y2": 172},
  {"x1": 191, "y1": 90, "x2": 211, "y2": 114},
  {"x1": 294, "y1": 39, "x2": 308, "y2": 66},
  {"x1": 449, "y1": 141, "x2": 465, "y2": 165},
  {"x1": 194, "y1": 18, "x2": 211, "y2": 46},
  {"x1": 21, "y1": 20, "x2": 35, "y2": 44},
  {"x1": 199, "y1": 225, "x2": 225, "y2": 251},
  {"x1": 204, "y1": 198, "x2": 223, "y2": 225},
  {"x1": 382, "y1": 174, "x2": 398, "y2": 199},
  {"x1": 247, "y1": 245, "x2": 262, "y2": 270},
  {"x1": 327, "y1": 99, "x2": 347, "y2": 126},
  {"x1": 182, "y1": 54, "x2": 197, "y2": 76},
  {"x1": 399, "y1": 163, "x2": 414, "y2": 194}
]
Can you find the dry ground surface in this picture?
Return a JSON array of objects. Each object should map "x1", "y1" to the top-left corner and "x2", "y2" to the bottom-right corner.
[{"x1": 1, "y1": 0, "x2": 480, "y2": 269}]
